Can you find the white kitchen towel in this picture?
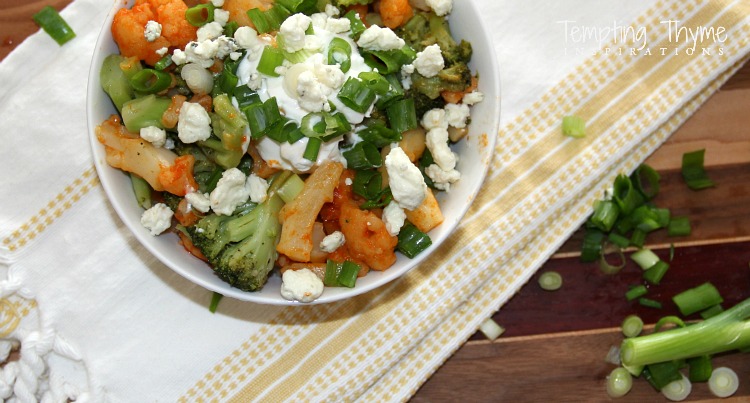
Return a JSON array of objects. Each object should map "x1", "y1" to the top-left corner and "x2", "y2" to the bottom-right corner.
[{"x1": 1, "y1": 0, "x2": 748, "y2": 401}]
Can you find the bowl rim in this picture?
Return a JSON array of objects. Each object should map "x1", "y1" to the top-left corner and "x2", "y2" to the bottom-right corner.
[{"x1": 86, "y1": 0, "x2": 501, "y2": 305}]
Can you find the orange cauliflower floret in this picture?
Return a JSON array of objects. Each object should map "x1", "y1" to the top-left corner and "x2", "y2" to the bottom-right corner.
[{"x1": 112, "y1": 0, "x2": 197, "y2": 66}]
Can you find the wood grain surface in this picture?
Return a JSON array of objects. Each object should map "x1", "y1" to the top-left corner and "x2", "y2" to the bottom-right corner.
[{"x1": 3, "y1": 2, "x2": 749, "y2": 402}]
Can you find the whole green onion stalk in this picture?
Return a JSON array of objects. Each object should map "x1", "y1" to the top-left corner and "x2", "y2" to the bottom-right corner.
[{"x1": 620, "y1": 297, "x2": 750, "y2": 368}]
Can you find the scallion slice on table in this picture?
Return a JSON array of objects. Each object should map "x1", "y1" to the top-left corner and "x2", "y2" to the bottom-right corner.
[
  {"x1": 643, "y1": 360, "x2": 683, "y2": 391},
  {"x1": 643, "y1": 260, "x2": 670, "y2": 285},
  {"x1": 708, "y1": 367, "x2": 739, "y2": 398},
  {"x1": 630, "y1": 249, "x2": 660, "y2": 270},
  {"x1": 606, "y1": 367, "x2": 633, "y2": 398},
  {"x1": 638, "y1": 297, "x2": 663, "y2": 309},
  {"x1": 33, "y1": 6, "x2": 76, "y2": 45},
  {"x1": 653, "y1": 316, "x2": 686, "y2": 332},
  {"x1": 661, "y1": 374, "x2": 691, "y2": 401},
  {"x1": 667, "y1": 216, "x2": 691, "y2": 237},
  {"x1": 625, "y1": 285, "x2": 648, "y2": 301},
  {"x1": 672, "y1": 282, "x2": 723, "y2": 316},
  {"x1": 538, "y1": 271, "x2": 562, "y2": 291},
  {"x1": 621, "y1": 315, "x2": 643, "y2": 338},
  {"x1": 562, "y1": 115, "x2": 586, "y2": 138},
  {"x1": 681, "y1": 149, "x2": 715, "y2": 190},
  {"x1": 686, "y1": 355, "x2": 712, "y2": 382},
  {"x1": 478, "y1": 318, "x2": 505, "y2": 341}
]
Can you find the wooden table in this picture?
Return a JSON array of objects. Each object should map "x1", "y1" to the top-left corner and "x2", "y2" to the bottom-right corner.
[{"x1": 4, "y1": 2, "x2": 750, "y2": 401}]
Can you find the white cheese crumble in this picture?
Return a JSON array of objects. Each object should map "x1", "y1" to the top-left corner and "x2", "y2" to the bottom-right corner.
[
  {"x1": 425, "y1": 164, "x2": 461, "y2": 191},
  {"x1": 382, "y1": 201, "x2": 407, "y2": 236},
  {"x1": 385, "y1": 146, "x2": 427, "y2": 210},
  {"x1": 210, "y1": 0, "x2": 224, "y2": 6},
  {"x1": 319, "y1": 231, "x2": 345, "y2": 253},
  {"x1": 140, "y1": 203, "x2": 173, "y2": 236},
  {"x1": 357, "y1": 25, "x2": 405, "y2": 51},
  {"x1": 426, "y1": 0, "x2": 453, "y2": 16},
  {"x1": 280, "y1": 268, "x2": 324, "y2": 302},
  {"x1": 426, "y1": 127, "x2": 456, "y2": 171},
  {"x1": 156, "y1": 47, "x2": 169, "y2": 57},
  {"x1": 185, "y1": 191, "x2": 211, "y2": 213},
  {"x1": 246, "y1": 173, "x2": 269, "y2": 203},
  {"x1": 445, "y1": 103, "x2": 470, "y2": 128},
  {"x1": 144, "y1": 20, "x2": 162, "y2": 42},
  {"x1": 234, "y1": 26, "x2": 263, "y2": 54},
  {"x1": 197, "y1": 22, "x2": 224, "y2": 42},
  {"x1": 413, "y1": 44, "x2": 444, "y2": 78},
  {"x1": 279, "y1": 13, "x2": 312, "y2": 53},
  {"x1": 140, "y1": 126, "x2": 167, "y2": 148},
  {"x1": 421, "y1": 108, "x2": 448, "y2": 130},
  {"x1": 462, "y1": 90, "x2": 484, "y2": 105},
  {"x1": 177, "y1": 102, "x2": 212, "y2": 143},
  {"x1": 209, "y1": 168, "x2": 250, "y2": 215},
  {"x1": 213, "y1": 9, "x2": 230, "y2": 26}
]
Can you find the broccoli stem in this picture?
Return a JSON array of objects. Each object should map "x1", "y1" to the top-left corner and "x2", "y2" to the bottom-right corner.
[{"x1": 620, "y1": 297, "x2": 750, "y2": 368}]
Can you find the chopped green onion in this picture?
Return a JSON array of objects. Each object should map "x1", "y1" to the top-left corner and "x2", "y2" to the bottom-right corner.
[
  {"x1": 538, "y1": 271, "x2": 562, "y2": 291},
  {"x1": 342, "y1": 142, "x2": 382, "y2": 169},
  {"x1": 607, "y1": 233, "x2": 630, "y2": 248},
  {"x1": 302, "y1": 137, "x2": 322, "y2": 161},
  {"x1": 376, "y1": 74, "x2": 405, "y2": 109},
  {"x1": 276, "y1": 173, "x2": 304, "y2": 203},
  {"x1": 708, "y1": 367, "x2": 738, "y2": 398},
  {"x1": 478, "y1": 318, "x2": 505, "y2": 341},
  {"x1": 362, "y1": 48, "x2": 412, "y2": 74},
  {"x1": 654, "y1": 316, "x2": 686, "y2": 333},
  {"x1": 606, "y1": 367, "x2": 633, "y2": 398},
  {"x1": 323, "y1": 260, "x2": 342, "y2": 287},
  {"x1": 613, "y1": 174, "x2": 644, "y2": 215},
  {"x1": 356, "y1": 123, "x2": 401, "y2": 147},
  {"x1": 386, "y1": 98, "x2": 418, "y2": 134},
  {"x1": 275, "y1": 0, "x2": 317, "y2": 13},
  {"x1": 397, "y1": 222, "x2": 432, "y2": 258},
  {"x1": 215, "y1": 69, "x2": 239, "y2": 96},
  {"x1": 324, "y1": 260, "x2": 361, "y2": 287},
  {"x1": 562, "y1": 115, "x2": 586, "y2": 138},
  {"x1": 661, "y1": 374, "x2": 691, "y2": 401},
  {"x1": 629, "y1": 229, "x2": 647, "y2": 248},
  {"x1": 244, "y1": 97, "x2": 281, "y2": 138},
  {"x1": 599, "y1": 243, "x2": 625, "y2": 275},
  {"x1": 654, "y1": 208, "x2": 671, "y2": 228},
  {"x1": 130, "y1": 173, "x2": 152, "y2": 209},
  {"x1": 224, "y1": 21, "x2": 239, "y2": 37},
  {"x1": 257, "y1": 46, "x2": 286, "y2": 77},
  {"x1": 580, "y1": 228, "x2": 605, "y2": 262},
  {"x1": 687, "y1": 355, "x2": 712, "y2": 383},
  {"x1": 338, "y1": 77, "x2": 376, "y2": 113},
  {"x1": 626, "y1": 285, "x2": 648, "y2": 301},
  {"x1": 343, "y1": 10, "x2": 366, "y2": 39},
  {"x1": 632, "y1": 164, "x2": 661, "y2": 200},
  {"x1": 246, "y1": 3, "x2": 291, "y2": 34},
  {"x1": 668, "y1": 216, "x2": 691, "y2": 237},
  {"x1": 669, "y1": 243, "x2": 675, "y2": 261},
  {"x1": 209, "y1": 292, "x2": 223, "y2": 313},
  {"x1": 672, "y1": 282, "x2": 723, "y2": 316},
  {"x1": 353, "y1": 170, "x2": 383, "y2": 200},
  {"x1": 621, "y1": 315, "x2": 644, "y2": 338},
  {"x1": 128, "y1": 69, "x2": 172, "y2": 94},
  {"x1": 185, "y1": 3, "x2": 215, "y2": 27},
  {"x1": 33, "y1": 6, "x2": 76, "y2": 45},
  {"x1": 631, "y1": 205, "x2": 662, "y2": 233},
  {"x1": 590, "y1": 200, "x2": 620, "y2": 232},
  {"x1": 328, "y1": 37, "x2": 352, "y2": 72},
  {"x1": 358, "y1": 71, "x2": 391, "y2": 94},
  {"x1": 639, "y1": 297, "x2": 663, "y2": 309},
  {"x1": 299, "y1": 112, "x2": 350, "y2": 140},
  {"x1": 233, "y1": 86, "x2": 261, "y2": 108},
  {"x1": 643, "y1": 361, "x2": 683, "y2": 391},
  {"x1": 700, "y1": 304, "x2": 724, "y2": 319},
  {"x1": 643, "y1": 260, "x2": 670, "y2": 285},
  {"x1": 154, "y1": 55, "x2": 173, "y2": 71},
  {"x1": 337, "y1": 261, "x2": 361, "y2": 288},
  {"x1": 681, "y1": 149, "x2": 715, "y2": 190},
  {"x1": 631, "y1": 249, "x2": 660, "y2": 270}
]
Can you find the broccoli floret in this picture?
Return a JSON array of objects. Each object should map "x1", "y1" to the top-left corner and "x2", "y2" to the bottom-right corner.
[
  {"x1": 399, "y1": 12, "x2": 474, "y2": 100},
  {"x1": 406, "y1": 88, "x2": 446, "y2": 119},
  {"x1": 187, "y1": 173, "x2": 291, "y2": 291}
]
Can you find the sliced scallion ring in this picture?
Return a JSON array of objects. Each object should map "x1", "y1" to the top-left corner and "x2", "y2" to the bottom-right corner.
[
  {"x1": 327, "y1": 37, "x2": 352, "y2": 73},
  {"x1": 606, "y1": 367, "x2": 633, "y2": 398},
  {"x1": 621, "y1": 315, "x2": 643, "y2": 338},
  {"x1": 708, "y1": 367, "x2": 739, "y2": 398},
  {"x1": 661, "y1": 374, "x2": 691, "y2": 401},
  {"x1": 538, "y1": 271, "x2": 562, "y2": 291}
]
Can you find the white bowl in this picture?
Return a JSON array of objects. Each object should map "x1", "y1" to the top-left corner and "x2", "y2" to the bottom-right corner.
[{"x1": 87, "y1": 0, "x2": 500, "y2": 305}]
